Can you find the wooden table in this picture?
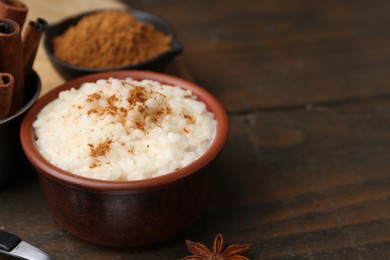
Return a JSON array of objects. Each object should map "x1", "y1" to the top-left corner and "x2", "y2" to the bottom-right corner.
[{"x1": 2, "y1": 0, "x2": 390, "y2": 259}]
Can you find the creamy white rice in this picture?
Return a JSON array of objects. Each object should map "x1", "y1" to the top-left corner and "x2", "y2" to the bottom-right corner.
[{"x1": 33, "y1": 78, "x2": 217, "y2": 181}]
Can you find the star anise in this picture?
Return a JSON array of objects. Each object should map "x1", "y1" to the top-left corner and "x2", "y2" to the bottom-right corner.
[{"x1": 182, "y1": 233, "x2": 252, "y2": 260}]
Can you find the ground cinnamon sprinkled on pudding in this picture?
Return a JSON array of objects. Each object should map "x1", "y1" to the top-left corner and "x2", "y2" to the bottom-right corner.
[
  {"x1": 88, "y1": 138, "x2": 112, "y2": 157},
  {"x1": 33, "y1": 78, "x2": 217, "y2": 181},
  {"x1": 88, "y1": 138, "x2": 112, "y2": 168}
]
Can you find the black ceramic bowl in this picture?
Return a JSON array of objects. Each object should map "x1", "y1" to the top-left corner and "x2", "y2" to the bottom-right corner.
[
  {"x1": 0, "y1": 71, "x2": 41, "y2": 189},
  {"x1": 44, "y1": 9, "x2": 182, "y2": 80}
]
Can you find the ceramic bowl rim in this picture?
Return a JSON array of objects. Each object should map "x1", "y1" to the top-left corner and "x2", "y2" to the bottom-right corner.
[
  {"x1": 43, "y1": 8, "x2": 182, "y2": 73},
  {"x1": 20, "y1": 70, "x2": 228, "y2": 192}
]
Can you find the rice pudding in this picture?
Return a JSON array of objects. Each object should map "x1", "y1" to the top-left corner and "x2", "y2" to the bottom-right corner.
[{"x1": 33, "y1": 78, "x2": 217, "y2": 181}]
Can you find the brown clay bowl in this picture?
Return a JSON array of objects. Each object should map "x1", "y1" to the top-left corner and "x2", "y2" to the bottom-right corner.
[{"x1": 20, "y1": 70, "x2": 228, "y2": 247}]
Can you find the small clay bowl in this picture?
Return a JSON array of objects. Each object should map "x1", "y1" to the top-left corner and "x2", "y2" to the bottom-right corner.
[
  {"x1": 20, "y1": 70, "x2": 228, "y2": 247},
  {"x1": 43, "y1": 9, "x2": 182, "y2": 81},
  {"x1": 0, "y1": 71, "x2": 41, "y2": 189}
]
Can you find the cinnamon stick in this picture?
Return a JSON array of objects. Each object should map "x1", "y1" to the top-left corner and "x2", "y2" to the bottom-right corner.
[
  {"x1": 0, "y1": 0, "x2": 28, "y2": 30},
  {"x1": 23, "y1": 17, "x2": 48, "y2": 76},
  {"x1": 0, "y1": 72, "x2": 14, "y2": 119},
  {"x1": 0, "y1": 18, "x2": 24, "y2": 113}
]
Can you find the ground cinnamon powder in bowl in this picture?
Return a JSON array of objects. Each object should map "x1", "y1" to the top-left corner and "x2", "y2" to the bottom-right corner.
[{"x1": 52, "y1": 10, "x2": 172, "y2": 68}]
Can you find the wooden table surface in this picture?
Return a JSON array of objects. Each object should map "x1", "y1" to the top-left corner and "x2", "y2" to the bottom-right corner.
[{"x1": 2, "y1": 0, "x2": 390, "y2": 259}]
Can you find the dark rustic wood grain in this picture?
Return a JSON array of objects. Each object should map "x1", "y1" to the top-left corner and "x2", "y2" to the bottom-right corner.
[
  {"x1": 125, "y1": 0, "x2": 390, "y2": 113},
  {"x1": 3, "y1": 0, "x2": 390, "y2": 259}
]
